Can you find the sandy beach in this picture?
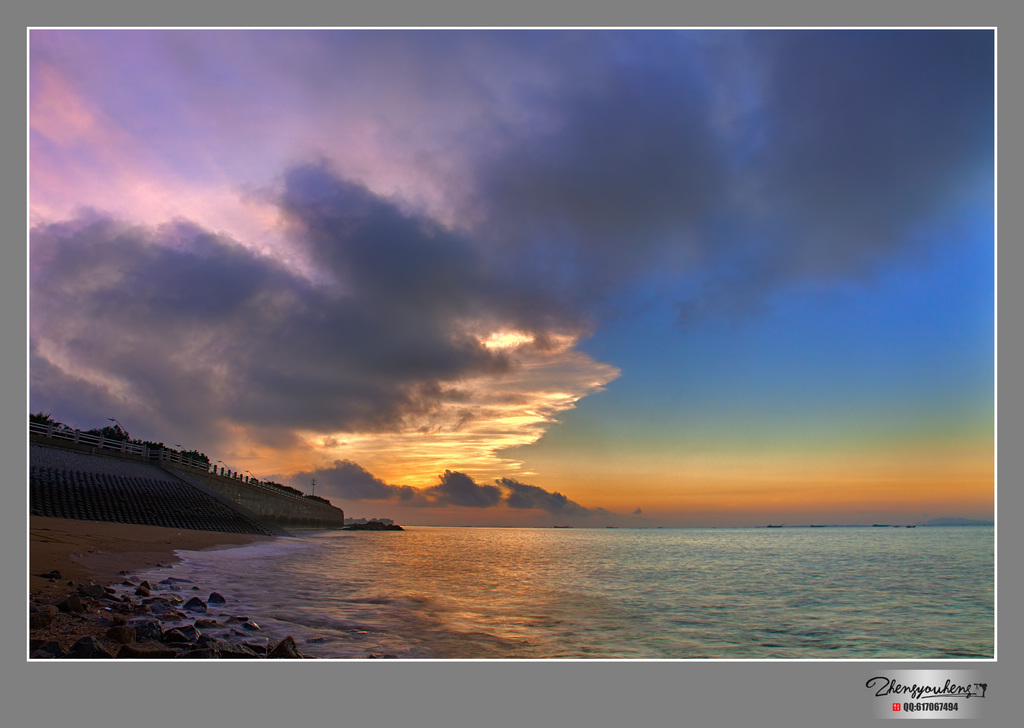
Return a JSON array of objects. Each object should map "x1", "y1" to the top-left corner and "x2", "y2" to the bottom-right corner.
[
  {"x1": 30, "y1": 516, "x2": 271, "y2": 592},
  {"x1": 29, "y1": 516, "x2": 276, "y2": 658}
]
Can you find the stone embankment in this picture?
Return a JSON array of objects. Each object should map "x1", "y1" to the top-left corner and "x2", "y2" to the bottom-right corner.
[
  {"x1": 30, "y1": 445, "x2": 276, "y2": 536},
  {"x1": 30, "y1": 442, "x2": 347, "y2": 533},
  {"x1": 164, "y1": 466, "x2": 346, "y2": 531}
]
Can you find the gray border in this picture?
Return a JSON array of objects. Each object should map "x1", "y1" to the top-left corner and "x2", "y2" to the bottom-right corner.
[{"x1": 9, "y1": 3, "x2": 1016, "y2": 727}]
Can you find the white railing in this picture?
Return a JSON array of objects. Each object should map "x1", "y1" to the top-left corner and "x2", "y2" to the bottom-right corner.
[{"x1": 30, "y1": 421, "x2": 149, "y2": 457}]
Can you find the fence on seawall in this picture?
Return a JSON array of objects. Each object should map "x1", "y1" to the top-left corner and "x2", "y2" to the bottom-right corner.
[{"x1": 29, "y1": 422, "x2": 345, "y2": 531}]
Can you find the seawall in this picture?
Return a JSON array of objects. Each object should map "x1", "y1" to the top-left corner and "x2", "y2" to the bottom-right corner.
[
  {"x1": 30, "y1": 437, "x2": 345, "y2": 534},
  {"x1": 162, "y1": 466, "x2": 346, "y2": 531}
]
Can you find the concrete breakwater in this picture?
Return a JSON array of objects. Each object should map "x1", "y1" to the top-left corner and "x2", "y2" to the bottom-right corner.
[{"x1": 30, "y1": 443, "x2": 345, "y2": 534}]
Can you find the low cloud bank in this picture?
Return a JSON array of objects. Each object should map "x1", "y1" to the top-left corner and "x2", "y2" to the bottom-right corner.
[{"x1": 292, "y1": 460, "x2": 616, "y2": 518}]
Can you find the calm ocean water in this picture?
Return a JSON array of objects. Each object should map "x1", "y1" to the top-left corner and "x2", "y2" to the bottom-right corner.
[{"x1": 141, "y1": 526, "x2": 994, "y2": 660}]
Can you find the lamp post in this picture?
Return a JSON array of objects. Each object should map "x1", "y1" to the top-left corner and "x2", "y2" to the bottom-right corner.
[{"x1": 107, "y1": 417, "x2": 130, "y2": 440}]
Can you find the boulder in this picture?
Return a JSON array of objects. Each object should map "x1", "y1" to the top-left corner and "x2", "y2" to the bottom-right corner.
[
  {"x1": 30, "y1": 641, "x2": 65, "y2": 659},
  {"x1": 163, "y1": 625, "x2": 201, "y2": 643},
  {"x1": 267, "y1": 636, "x2": 303, "y2": 659},
  {"x1": 182, "y1": 597, "x2": 208, "y2": 613},
  {"x1": 66, "y1": 636, "x2": 114, "y2": 659},
  {"x1": 144, "y1": 600, "x2": 170, "y2": 615},
  {"x1": 208, "y1": 592, "x2": 227, "y2": 604},
  {"x1": 56, "y1": 594, "x2": 85, "y2": 613},
  {"x1": 77, "y1": 584, "x2": 108, "y2": 599},
  {"x1": 124, "y1": 616, "x2": 163, "y2": 642},
  {"x1": 37, "y1": 570, "x2": 62, "y2": 580}
]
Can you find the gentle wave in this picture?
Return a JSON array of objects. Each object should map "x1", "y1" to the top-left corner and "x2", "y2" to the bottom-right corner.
[{"x1": 142, "y1": 526, "x2": 994, "y2": 660}]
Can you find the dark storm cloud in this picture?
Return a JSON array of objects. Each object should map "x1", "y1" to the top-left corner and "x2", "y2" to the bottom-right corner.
[
  {"x1": 28, "y1": 342, "x2": 117, "y2": 431},
  {"x1": 742, "y1": 30, "x2": 994, "y2": 271},
  {"x1": 423, "y1": 470, "x2": 504, "y2": 508},
  {"x1": 294, "y1": 460, "x2": 421, "y2": 502},
  {"x1": 466, "y1": 33, "x2": 727, "y2": 288},
  {"x1": 272, "y1": 162, "x2": 579, "y2": 340},
  {"x1": 29, "y1": 163, "x2": 583, "y2": 447},
  {"x1": 497, "y1": 477, "x2": 616, "y2": 519},
  {"x1": 498, "y1": 477, "x2": 589, "y2": 515},
  {"x1": 460, "y1": 30, "x2": 993, "y2": 317}
]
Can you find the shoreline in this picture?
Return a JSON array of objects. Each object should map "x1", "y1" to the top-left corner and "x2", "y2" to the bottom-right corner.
[
  {"x1": 28, "y1": 516, "x2": 293, "y2": 659},
  {"x1": 30, "y1": 515, "x2": 272, "y2": 596}
]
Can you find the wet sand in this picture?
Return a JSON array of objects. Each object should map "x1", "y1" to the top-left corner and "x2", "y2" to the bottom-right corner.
[{"x1": 30, "y1": 516, "x2": 272, "y2": 597}]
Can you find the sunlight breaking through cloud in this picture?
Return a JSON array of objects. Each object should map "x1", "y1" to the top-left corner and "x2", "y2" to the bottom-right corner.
[{"x1": 296, "y1": 337, "x2": 620, "y2": 485}]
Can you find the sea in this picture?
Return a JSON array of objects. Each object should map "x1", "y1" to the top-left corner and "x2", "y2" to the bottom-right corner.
[{"x1": 135, "y1": 525, "x2": 994, "y2": 660}]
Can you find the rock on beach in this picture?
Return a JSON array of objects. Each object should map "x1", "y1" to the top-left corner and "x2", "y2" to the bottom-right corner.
[
  {"x1": 29, "y1": 517, "x2": 303, "y2": 660},
  {"x1": 31, "y1": 577, "x2": 307, "y2": 660}
]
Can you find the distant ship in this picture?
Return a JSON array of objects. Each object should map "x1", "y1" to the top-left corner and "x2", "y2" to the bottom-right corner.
[
  {"x1": 553, "y1": 525, "x2": 574, "y2": 529},
  {"x1": 766, "y1": 524, "x2": 784, "y2": 528}
]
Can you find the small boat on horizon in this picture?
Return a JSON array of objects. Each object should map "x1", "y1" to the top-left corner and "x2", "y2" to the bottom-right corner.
[{"x1": 766, "y1": 524, "x2": 784, "y2": 528}]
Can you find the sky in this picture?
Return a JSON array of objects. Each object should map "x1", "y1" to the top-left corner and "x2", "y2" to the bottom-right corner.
[{"x1": 28, "y1": 29, "x2": 995, "y2": 527}]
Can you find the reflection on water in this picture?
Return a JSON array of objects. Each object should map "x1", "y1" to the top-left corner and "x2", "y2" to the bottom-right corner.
[{"x1": 153, "y1": 526, "x2": 993, "y2": 660}]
